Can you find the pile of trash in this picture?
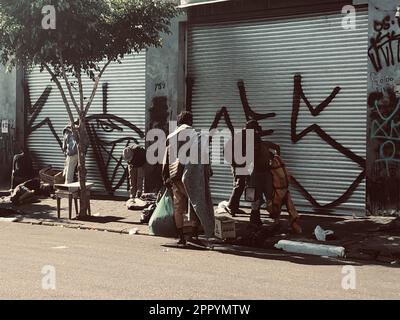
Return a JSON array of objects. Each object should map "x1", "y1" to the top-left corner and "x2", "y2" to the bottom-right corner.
[
  {"x1": 126, "y1": 191, "x2": 162, "y2": 224},
  {"x1": 0, "y1": 178, "x2": 52, "y2": 206},
  {"x1": 273, "y1": 225, "x2": 345, "y2": 258},
  {"x1": 232, "y1": 223, "x2": 285, "y2": 247}
]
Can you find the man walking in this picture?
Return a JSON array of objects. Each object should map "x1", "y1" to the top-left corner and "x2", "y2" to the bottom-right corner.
[
  {"x1": 162, "y1": 111, "x2": 215, "y2": 246},
  {"x1": 225, "y1": 122, "x2": 255, "y2": 217},
  {"x1": 163, "y1": 112, "x2": 198, "y2": 245}
]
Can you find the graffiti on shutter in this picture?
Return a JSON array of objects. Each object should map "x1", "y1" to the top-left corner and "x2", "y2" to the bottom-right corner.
[
  {"x1": 291, "y1": 74, "x2": 366, "y2": 209},
  {"x1": 25, "y1": 82, "x2": 144, "y2": 195},
  {"x1": 187, "y1": 75, "x2": 366, "y2": 210}
]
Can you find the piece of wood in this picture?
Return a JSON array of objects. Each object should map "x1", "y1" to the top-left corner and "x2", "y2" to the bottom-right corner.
[
  {"x1": 74, "y1": 198, "x2": 78, "y2": 216},
  {"x1": 87, "y1": 199, "x2": 91, "y2": 216},
  {"x1": 57, "y1": 197, "x2": 61, "y2": 219},
  {"x1": 68, "y1": 194, "x2": 72, "y2": 220},
  {"x1": 54, "y1": 182, "x2": 94, "y2": 192}
]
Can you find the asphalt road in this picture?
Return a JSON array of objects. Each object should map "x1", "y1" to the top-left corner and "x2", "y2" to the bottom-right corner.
[{"x1": 0, "y1": 222, "x2": 399, "y2": 300}]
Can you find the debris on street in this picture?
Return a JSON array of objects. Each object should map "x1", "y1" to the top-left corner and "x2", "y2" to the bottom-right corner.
[{"x1": 275, "y1": 240, "x2": 346, "y2": 258}]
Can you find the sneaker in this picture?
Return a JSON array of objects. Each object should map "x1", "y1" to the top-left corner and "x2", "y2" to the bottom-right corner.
[
  {"x1": 225, "y1": 206, "x2": 236, "y2": 217},
  {"x1": 177, "y1": 238, "x2": 187, "y2": 246}
]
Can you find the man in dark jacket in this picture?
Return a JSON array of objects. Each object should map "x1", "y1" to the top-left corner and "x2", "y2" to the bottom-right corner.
[
  {"x1": 246, "y1": 120, "x2": 280, "y2": 226},
  {"x1": 225, "y1": 122, "x2": 255, "y2": 217},
  {"x1": 123, "y1": 143, "x2": 146, "y2": 199}
]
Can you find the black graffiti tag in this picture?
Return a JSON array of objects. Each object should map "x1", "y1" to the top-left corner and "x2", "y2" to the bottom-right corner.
[
  {"x1": 369, "y1": 15, "x2": 400, "y2": 72},
  {"x1": 25, "y1": 84, "x2": 62, "y2": 149},
  {"x1": 291, "y1": 74, "x2": 366, "y2": 209},
  {"x1": 26, "y1": 81, "x2": 145, "y2": 195}
]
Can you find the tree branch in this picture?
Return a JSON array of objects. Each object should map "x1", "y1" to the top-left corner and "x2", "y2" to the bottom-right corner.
[
  {"x1": 84, "y1": 59, "x2": 112, "y2": 116},
  {"x1": 43, "y1": 63, "x2": 79, "y2": 137},
  {"x1": 58, "y1": 54, "x2": 80, "y2": 116},
  {"x1": 76, "y1": 71, "x2": 84, "y2": 113}
]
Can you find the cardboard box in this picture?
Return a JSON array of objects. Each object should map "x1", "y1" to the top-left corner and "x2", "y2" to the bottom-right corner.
[{"x1": 215, "y1": 216, "x2": 236, "y2": 239}]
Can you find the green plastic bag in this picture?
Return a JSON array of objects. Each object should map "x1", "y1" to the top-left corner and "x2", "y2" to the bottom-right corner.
[{"x1": 148, "y1": 189, "x2": 177, "y2": 238}]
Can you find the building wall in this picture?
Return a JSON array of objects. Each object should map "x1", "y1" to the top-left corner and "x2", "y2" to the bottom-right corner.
[
  {"x1": 188, "y1": 0, "x2": 356, "y2": 23},
  {"x1": 0, "y1": 67, "x2": 17, "y2": 183},
  {"x1": 146, "y1": 15, "x2": 187, "y2": 132},
  {"x1": 367, "y1": 0, "x2": 400, "y2": 215},
  {"x1": 23, "y1": 13, "x2": 187, "y2": 196},
  {"x1": 185, "y1": 0, "x2": 369, "y2": 215},
  {"x1": 184, "y1": 0, "x2": 400, "y2": 216},
  {"x1": 145, "y1": 14, "x2": 188, "y2": 191}
]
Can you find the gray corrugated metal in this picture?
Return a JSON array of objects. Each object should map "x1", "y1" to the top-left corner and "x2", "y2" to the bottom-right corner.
[
  {"x1": 188, "y1": 11, "x2": 368, "y2": 215},
  {"x1": 27, "y1": 53, "x2": 146, "y2": 196}
]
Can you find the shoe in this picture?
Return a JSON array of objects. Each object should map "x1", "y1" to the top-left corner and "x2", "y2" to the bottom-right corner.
[
  {"x1": 226, "y1": 207, "x2": 246, "y2": 216},
  {"x1": 225, "y1": 206, "x2": 236, "y2": 217},
  {"x1": 176, "y1": 228, "x2": 186, "y2": 246},
  {"x1": 191, "y1": 226, "x2": 199, "y2": 239}
]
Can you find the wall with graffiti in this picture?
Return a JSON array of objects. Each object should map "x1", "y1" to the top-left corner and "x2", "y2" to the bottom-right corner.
[
  {"x1": 367, "y1": 0, "x2": 400, "y2": 215},
  {"x1": 26, "y1": 53, "x2": 146, "y2": 196},
  {"x1": 187, "y1": 75, "x2": 367, "y2": 214},
  {"x1": 187, "y1": 10, "x2": 369, "y2": 215},
  {"x1": 26, "y1": 15, "x2": 186, "y2": 195}
]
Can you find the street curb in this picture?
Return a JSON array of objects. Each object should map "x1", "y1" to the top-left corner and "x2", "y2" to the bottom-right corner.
[{"x1": 14, "y1": 218, "x2": 138, "y2": 236}]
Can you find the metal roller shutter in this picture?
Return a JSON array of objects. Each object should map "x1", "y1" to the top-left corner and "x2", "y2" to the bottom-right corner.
[
  {"x1": 188, "y1": 10, "x2": 368, "y2": 215},
  {"x1": 27, "y1": 53, "x2": 146, "y2": 196}
]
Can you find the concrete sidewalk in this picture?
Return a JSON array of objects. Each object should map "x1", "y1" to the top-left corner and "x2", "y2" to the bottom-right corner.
[{"x1": 0, "y1": 195, "x2": 399, "y2": 265}]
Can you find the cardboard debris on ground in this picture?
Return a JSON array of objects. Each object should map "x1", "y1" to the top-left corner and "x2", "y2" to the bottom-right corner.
[
  {"x1": 314, "y1": 225, "x2": 335, "y2": 241},
  {"x1": 126, "y1": 198, "x2": 148, "y2": 210},
  {"x1": 128, "y1": 228, "x2": 139, "y2": 235},
  {"x1": 215, "y1": 216, "x2": 236, "y2": 240}
]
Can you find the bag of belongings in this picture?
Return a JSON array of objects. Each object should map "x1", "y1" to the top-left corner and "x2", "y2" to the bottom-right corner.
[
  {"x1": 140, "y1": 188, "x2": 166, "y2": 223},
  {"x1": 148, "y1": 188, "x2": 177, "y2": 237},
  {"x1": 126, "y1": 197, "x2": 148, "y2": 210},
  {"x1": 266, "y1": 154, "x2": 290, "y2": 218},
  {"x1": 10, "y1": 180, "x2": 39, "y2": 205},
  {"x1": 141, "y1": 203, "x2": 156, "y2": 224}
]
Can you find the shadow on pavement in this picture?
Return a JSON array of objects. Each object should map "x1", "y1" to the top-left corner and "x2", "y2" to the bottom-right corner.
[{"x1": 74, "y1": 216, "x2": 124, "y2": 223}]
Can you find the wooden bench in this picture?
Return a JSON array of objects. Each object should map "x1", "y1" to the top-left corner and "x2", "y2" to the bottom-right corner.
[{"x1": 54, "y1": 182, "x2": 93, "y2": 219}]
